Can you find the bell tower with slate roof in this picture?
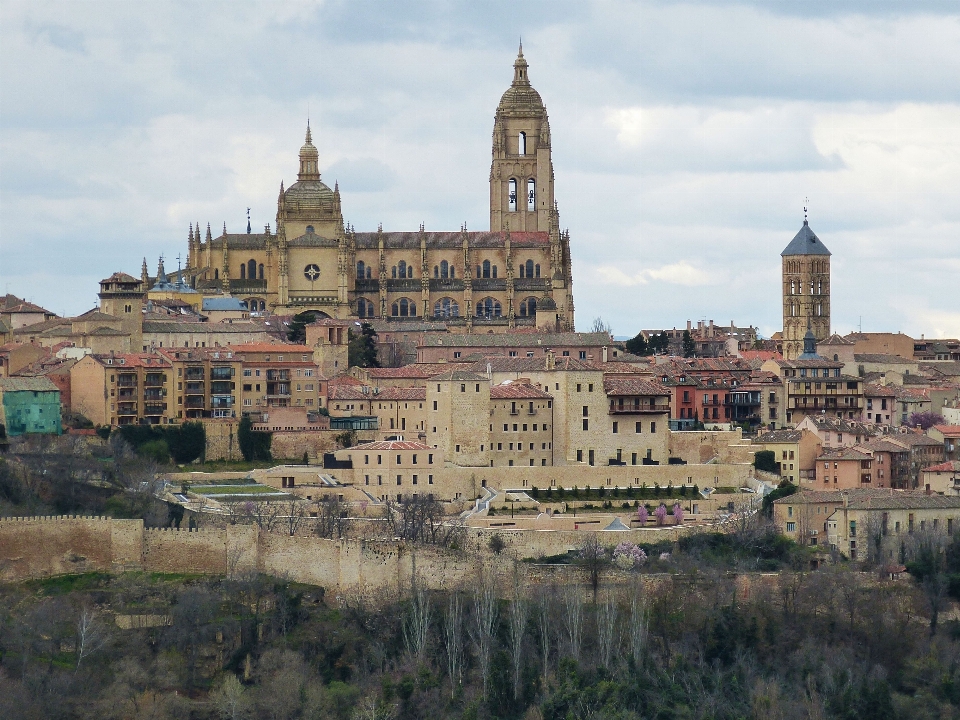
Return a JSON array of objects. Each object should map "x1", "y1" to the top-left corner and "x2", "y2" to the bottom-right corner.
[{"x1": 782, "y1": 219, "x2": 831, "y2": 361}]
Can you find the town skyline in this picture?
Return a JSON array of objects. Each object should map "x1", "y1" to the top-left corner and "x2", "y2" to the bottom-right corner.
[{"x1": 2, "y1": 1, "x2": 959, "y2": 339}]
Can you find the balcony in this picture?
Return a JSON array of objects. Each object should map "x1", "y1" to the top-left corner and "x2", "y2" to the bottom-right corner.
[
  {"x1": 143, "y1": 389, "x2": 163, "y2": 401},
  {"x1": 266, "y1": 383, "x2": 290, "y2": 397},
  {"x1": 118, "y1": 389, "x2": 136, "y2": 399},
  {"x1": 117, "y1": 405, "x2": 137, "y2": 416},
  {"x1": 185, "y1": 382, "x2": 205, "y2": 395},
  {"x1": 185, "y1": 367, "x2": 205, "y2": 381},
  {"x1": 212, "y1": 395, "x2": 234, "y2": 409},
  {"x1": 229, "y1": 279, "x2": 267, "y2": 293},
  {"x1": 117, "y1": 375, "x2": 138, "y2": 388},
  {"x1": 609, "y1": 401, "x2": 670, "y2": 415},
  {"x1": 185, "y1": 397, "x2": 206, "y2": 409},
  {"x1": 266, "y1": 370, "x2": 290, "y2": 382},
  {"x1": 144, "y1": 374, "x2": 166, "y2": 387},
  {"x1": 514, "y1": 277, "x2": 551, "y2": 293},
  {"x1": 354, "y1": 278, "x2": 380, "y2": 293},
  {"x1": 472, "y1": 278, "x2": 507, "y2": 292},
  {"x1": 429, "y1": 278, "x2": 465, "y2": 292},
  {"x1": 385, "y1": 279, "x2": 421, "y2": 293},
  {"x1": 144, "y1": 404, "x2": 165, "y2": 416},
  {"x1": 211, "y1": 366, "x2": 233, "y2": 380},
  {"x1": 211, "y1": 381, "x2": 233, "y2": 394}
]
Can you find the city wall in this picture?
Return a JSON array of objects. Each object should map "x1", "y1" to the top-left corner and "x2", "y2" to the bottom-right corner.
[{"x1": 0, "y1": 515, "x2": 714, "y2": 601}]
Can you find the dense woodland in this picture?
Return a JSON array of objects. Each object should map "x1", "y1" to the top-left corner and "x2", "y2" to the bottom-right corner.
[{"x1": 4, "y1": 442, "x2": 960, "y2": 717}]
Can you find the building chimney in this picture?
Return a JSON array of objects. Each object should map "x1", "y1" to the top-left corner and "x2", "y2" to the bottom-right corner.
[
  {"x1": 687, "y1": 320, "x2": 692, "y2": 331},
  {"x1": 545, "y1": 351, "x2": 555, "y2": 371},
  {"x1": 602, "y1": 346, "x2": 608, "y2": 363}
]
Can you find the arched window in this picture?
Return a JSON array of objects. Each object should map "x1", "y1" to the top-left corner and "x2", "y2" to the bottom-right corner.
[
  {"x1": 482, "y1": 260, "x2": 491, "y2": 279},
  {"x1": 524, "y1": 260, "x2": 534, "y2": 278},
  {"x1": 527, "y1": 179, "x2": 536, "y2": 210},
  {"x1": 391, "y1": 298, "x2": 417, "y2": 317},
  {"x1": 357, "y1": 261, "x2": 366, "y2": 280},
  {"x1": 258, "y1": 264, "x2": 264, "y2": 279},
  {"x1": 535, "y1": 264, "x2": 540, "y2": 278},
  {"x1": 358, "y1": 298, "x2": 374, "y2": 318},
  {"x1": 392, "y1": 266, "x2": 397, "y2": 279},
  {"x1": 817, "y1": 279, "x2": 822, "y2": 295},
  {"x1": 398, "y1": 260, "x2": 407, "y2": 279},
  {"x1": 476, "y1": 297, "x2": 502, "y2": 319},
  {"x1": 248, "y1": 259, "x2": 257, "y2": 281},
  {"x1": 492, "y1": 265, "x2": 498, "y2": 279},
  {"x1": 240, "y1": 263, "x2": 246, "y2": 279},
  {"x1": 434, "y1": 298, "x2": 460, "y2": 318},
  {"x1": 508, "y1": 179, "x2": 517, "y2": 211},
  {"x1": 519, "y1": 131, "x2": 526, "y2": 155},
  {"x1": 810, "y1": 281, "x2": 814, "y2": 295},
  {"x1": 214, "y1": 269, "x2": 219, "y2": 279},
  {"x1": 519, "y1": 297, "x2": 537, "y2": 316},
  {"x1": 449, "y1": 265, "x2": 455, "y2": 278},
  {"x1": 434, "y1": 266, "x2": 439, "y2": 278},
  {"x1": 440, "y1": 260, "x2": 449, "y2": 279}
]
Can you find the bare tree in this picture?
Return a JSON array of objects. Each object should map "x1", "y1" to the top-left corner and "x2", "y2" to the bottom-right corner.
[
  {"x1": 236, "y1": 499, "x2": 283, "y2": 533},
  {"x1": 75, "y1": 603, "x2": 107, "y2": 670},
  {"x1": 590, "y1": 317, "x2": 612, "y2": 335},
  {"x1": 627, "y1": 589, "x2": 649, "y2": 668},
  {"x1": 536, "y1": 586, "x2": 554, "y2": 690},
  {"x1": 469, "y1": 574, "x2": 499, "y2": 702},
  {"x1": 281, "y1": 498, "x2": 309, "y2": 537},
  {"x1": 576, "y1": 535, "x2": 610, "y2": 602},
  {"x1": 507, "y1": 575, "x2": 528, "y2": 700},
  {"x1": 596, "y1": 591, "x2": 618, "y2": 670},
  {"x1": 315, "y1": 495, "x2": 349, "y2": 539},
  {"x1": 402, "y1": 568, "x2": 432, "y2": 661},
  {"x1": 352, "y1": 696, "x2": 398, "y2": 720},
  {"x1": 211, "y1": 673, "x2": 248, "y2": 720},
  {"x1": 384, "y1": 495, "x2": 464, "y2": 547},
  {"x1": 444, "y1": 592, "x2": 465, "y2": 699},
  {"x1": 561, "y1": 585, "x2": 584, "y2": 660}
]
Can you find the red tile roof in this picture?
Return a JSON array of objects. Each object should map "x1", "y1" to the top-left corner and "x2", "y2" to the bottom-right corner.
[{"x1": 490, "y1": 382, "x2": 553, "y2": 399}]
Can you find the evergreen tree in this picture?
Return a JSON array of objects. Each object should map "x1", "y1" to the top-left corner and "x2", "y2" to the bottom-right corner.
[
  {"x1": 286, "y1": 311, "x2": 318, "y2": 343},
  {"x1": 348, "y1": 322, "x2": 380, "y2": 368},
  {"x1": 682, "y1": 329, "x2": 696, "y2": 358},
  {"x1": 624, "y1": 332, "x2": 649, "y2": 356}
]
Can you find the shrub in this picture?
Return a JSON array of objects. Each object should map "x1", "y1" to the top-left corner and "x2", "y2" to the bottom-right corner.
[
  {"x1": 166, "y1": 422, "x2": 205, "y2": 464},
  {"x1": 488, "y1": 534, "x2": 506, "y2": 555},
  {"x1": 138, "y1": 439, "x2": 170, "y2": 464},
  {"x1": 754, "y1": 450, "x2": 778, "y2": 474}
]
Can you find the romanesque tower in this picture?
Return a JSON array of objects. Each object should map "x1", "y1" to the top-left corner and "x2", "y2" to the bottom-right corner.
[
  {"x1": 490, "y1": 44, "x2": 556, "y2": 233},
  {"x1": 781, "y1": 220, "x2": 831, "y2": 360}
]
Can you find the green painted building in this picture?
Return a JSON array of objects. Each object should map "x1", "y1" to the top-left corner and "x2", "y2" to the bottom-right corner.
[{"x1": 0, "y1": 377, "x2": 62, "y2": 437}]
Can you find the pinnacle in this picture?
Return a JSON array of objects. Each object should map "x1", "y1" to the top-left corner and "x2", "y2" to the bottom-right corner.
[{"x1": 305, "y1": 121, "x2": 312, "y2": 144}]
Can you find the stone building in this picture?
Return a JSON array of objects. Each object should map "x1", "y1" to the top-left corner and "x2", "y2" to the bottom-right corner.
[
  {"x1": 782, "y1": 220, "x2": 831, "y2": 361},
  {"x1": 180, "y1": 48, "x2": 574, "y2": 331}
]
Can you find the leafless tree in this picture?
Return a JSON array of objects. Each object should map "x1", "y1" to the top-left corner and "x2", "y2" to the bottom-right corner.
[
  {"x1": 596, "y1": 590, "x2": 618, "y2": 670},
  {"x1": 535, "y1": 586, "x2": 554, "y2": 689},
  {"x1": 469, "y1": 574, "x2": 499, "y2": 701},
  {"x1": 315, "y1": 495, "x2": 349, "y2": 539},
  {"x1": 402, "y1": 567, "x2": 432, "y2": 661},
  {"x1": 576, "y1": 535, "x2": 609, "y2": 602},
  {"x1": 590, "y1": 317, "x2": 612, "y2": 335},
  {"x1": 236, "y1": 499, "x2": 283, "y2": 533},
  {"x1": 75, "y1": 603, "x2": 107, "y2": 670},
  {"x1": 384, "y1": 495, "x2": 464, "y2": 547},
  {"x1": 444, "y1": 591, "x2": 465, "y2": 699},
  {"x1": 211, "y1": 673, "x2": 248, "y2": 720},
  {"x1": 627, "y1": 588, "x2": 649, "y2": 668},
  {"x1": 507, "y1": 575, "x2": 528, "y2": 700},
  {"x1": 561, "y1": 585, "x2": 584, "y2": 660},
  {"x1": 281, "y1": 498, "x2": 309, "y2": 537},
  {"x1": 352, "y1": 696, "x2": 398, "y2": 720}
]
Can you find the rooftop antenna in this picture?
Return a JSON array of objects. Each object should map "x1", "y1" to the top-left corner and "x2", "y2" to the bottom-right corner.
[{"x1": 803, "y1": 197, "x2": 808, "y2": 223}]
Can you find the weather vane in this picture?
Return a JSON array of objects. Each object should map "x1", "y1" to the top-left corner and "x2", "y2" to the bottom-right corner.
[{"x1": 804, "y1": 197, "x2": 808, "y2": 222}]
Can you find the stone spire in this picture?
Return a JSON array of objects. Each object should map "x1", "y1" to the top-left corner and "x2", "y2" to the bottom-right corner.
[
  {"x1": 298, "y1": 121, "x2": 320, "y2": 181},
  {"x1": 513, "y1": 42, "x2": 529, "y2": 86},
  {"x1": 141, "y1": 257, "x2": 149, "y2": 286}
]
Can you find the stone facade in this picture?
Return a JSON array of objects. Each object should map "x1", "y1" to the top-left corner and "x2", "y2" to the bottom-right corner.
[
  {"x1": 781, "y1": 220, "x2": 831, "y2": 361},
  {"x1": 179, "y1": 49, "x2": 574, "y2": 331}
]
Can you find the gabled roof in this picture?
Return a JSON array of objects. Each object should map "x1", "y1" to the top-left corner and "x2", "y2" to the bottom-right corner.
[
  {"x1": 602, "y1": 376, "x2": 670, "y2": 397},
  {"x1": 373, "y1": 387, "x2": 427, "y2": 401},
  {"x1": 781, "y1": 220, "x2": 831, "y2": 256},
  {"x1": 490, "y1": 381, "x2": 553, "y2": 400},
  {"x1": 429, "y1": 370, "x2": 488, "y2": 382},
  {"x1": 756, "y1": 429, "x2": 802, "y2": 443},
  {"x1": 349, "y1": 440, "x2": 434, "y2": 451},
  {"x1": 923, "y1": 461, "x2": 960, "y2": 473},
  {"x1": 0, "y1": 376, "x2": 59, "y2": 393},
  {"x1": 819, "y1": 333, "x2": 854, "y2": 346}
]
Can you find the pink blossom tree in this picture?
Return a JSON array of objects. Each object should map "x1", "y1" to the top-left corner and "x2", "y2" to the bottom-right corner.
[
  {"x1": 673, "y1": 502, "x2": 684, "y2": 525},
  {"x1": 655, "y1": 503, "x2": 667, "y2": 526},
  {"x1": 637, "y1": 505, "x2": 649, "y2": 525}
]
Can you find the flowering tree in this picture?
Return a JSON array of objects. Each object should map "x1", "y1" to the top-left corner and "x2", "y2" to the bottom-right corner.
[
  {"x1": 673, "y1": 502, "x2": 684, "y2": 525},
  {"x1": 655, "y1": 503, "x2": 667, "y2": 526},
  {"x1": 613, "y1": 542, "x2": 648, "y2": 570},
  {"x1": 637, "y1": 505, "x2": 649, "y2": 525}
]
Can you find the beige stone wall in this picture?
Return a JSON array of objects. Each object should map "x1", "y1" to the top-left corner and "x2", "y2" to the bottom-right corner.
[
  {"x1": 271, "y1": 430, "x2": 335, "y2": 461},
  {"x1": 490, "y1": 397, "x2": 554, "y2": 466},
  {"x1": 70, "y1": 357, "x2": 109, "y2": 425},
  {"x1": 427, "y1": 376, "x2": 490, "y2": 467},
  {"x1": 204, "y1": 419, "x2": 241, "y2": 461},
  {"x1": 669, "y1": 430, "x2": 750, "y2": 464}
]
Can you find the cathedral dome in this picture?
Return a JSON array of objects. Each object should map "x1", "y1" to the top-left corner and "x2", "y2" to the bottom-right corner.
[
  {"x1": 497, "y1": 45, "x2": 545, "y2": 113},
  {"x1": 283, "y1": 179, "x2": 336, "y2": 206}
]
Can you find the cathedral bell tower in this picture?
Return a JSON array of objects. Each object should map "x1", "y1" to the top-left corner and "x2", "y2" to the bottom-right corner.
[{"x1": 490, "y1": 44, "x2": 556, "y2": 232}]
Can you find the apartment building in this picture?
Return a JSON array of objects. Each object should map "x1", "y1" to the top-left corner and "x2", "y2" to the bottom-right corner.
[
  {"x1": 231, "y1": 344, "x2": 324, "y2": 413},
  {"x1": 158, "y1": 348, "x2": 243, "y2": 420},
  {"x1": 71, "y1": 352, "x2": 175, "y2": 426},
  {"x1": 370, "y1": 386, "x2": 427, "y2": 440}
]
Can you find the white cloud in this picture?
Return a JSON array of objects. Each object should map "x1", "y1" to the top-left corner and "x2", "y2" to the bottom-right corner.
[{"x1": 591, "y1": 262, "x2": 716, "y2": 288}]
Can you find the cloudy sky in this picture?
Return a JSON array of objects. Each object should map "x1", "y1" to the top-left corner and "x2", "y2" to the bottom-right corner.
[{"x1": 2, "y1": 0, "x2": 959, "y2": 339}]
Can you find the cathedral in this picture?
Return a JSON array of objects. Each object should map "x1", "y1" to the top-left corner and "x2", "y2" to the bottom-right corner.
[{"x1": 177, "y1": 47, "x2": 575, "y2": 331}]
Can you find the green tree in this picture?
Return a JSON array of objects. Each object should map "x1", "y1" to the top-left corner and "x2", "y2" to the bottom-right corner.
[
  {"x1": 238, "y1": 416, "x2": 272, "y2": 461},
  {"x1": 165, "y1": 422, "x2": 206, "y2": 464},
  {"x1": 754, "y1": 450, "x2": 778, "y2": 474},
  {"x1": 348, "y1": 322, "x2": 380, "y2": 368},
  {"x1": 624, "y1": 332, "x2": 649, "y2": 356},
  {"x1": 286, "y1": 310, "x2": 318, "y2": 343},
  {"x1": 648, "y1": 332, "x2": 670, "y2": 355},
  {"x1": 682, "y1": 329, "x2": 696, "y2": 358}
]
